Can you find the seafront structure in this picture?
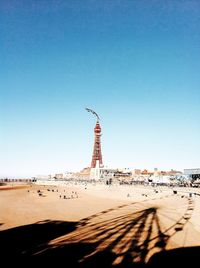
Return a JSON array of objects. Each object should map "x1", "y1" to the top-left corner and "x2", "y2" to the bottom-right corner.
[
  {"x1": 184, "y1": 168, "x2": 200, "y2": 179},
  {"x1": 86, "y1": 109, "x2": 127, "y2": 181},
  {"x1": 91, "y1": 120, "x2": 103, "y2": 168},
  {"x1": 86, "y1": 108, "x2": 103, "y2": 169},
  {"x1": 86, "y1": 108, "x2": 110, "y2": 180}
]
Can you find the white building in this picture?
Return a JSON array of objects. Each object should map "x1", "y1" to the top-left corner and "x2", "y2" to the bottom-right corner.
[
  {"x1": 184, "y1": 168, "x2": 200, "y2": 175},
  {"x1": 90, "y1": 161, "x2": 117, "y2": 180},
  {"x1": 150, "y1": 175, "x2": 170, "y2": 184}
]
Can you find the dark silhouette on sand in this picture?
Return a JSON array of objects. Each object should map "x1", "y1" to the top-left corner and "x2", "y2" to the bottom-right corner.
[{"x1": 0, "y1": 196, "x2": 198, "y2": 267}]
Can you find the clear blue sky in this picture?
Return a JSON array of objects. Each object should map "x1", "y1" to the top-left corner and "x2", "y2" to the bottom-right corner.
[{"x1": 1, "y1": 0, "x2": 200, "y2": 177}]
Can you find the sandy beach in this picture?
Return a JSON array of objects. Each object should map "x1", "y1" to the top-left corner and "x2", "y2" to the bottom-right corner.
[{"x1": 1, "y1": 182, "x2": 200, "y2": 267}]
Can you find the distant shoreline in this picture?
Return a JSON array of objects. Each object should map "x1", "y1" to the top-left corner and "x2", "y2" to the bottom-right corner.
[{"x1": 0, "y1": 182, "x2": 30, "y2": 191}]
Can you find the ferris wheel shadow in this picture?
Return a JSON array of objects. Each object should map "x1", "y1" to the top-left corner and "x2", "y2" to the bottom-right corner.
[
  {"x1": 48, "y1": 206, "x2": 169, "y2": 267},
  {"x1": 47, "y1": 196, "x2": 195, "y2": 267},
  {"x1": 0, "y1": 196, "x2": 197, "y2": 267}
]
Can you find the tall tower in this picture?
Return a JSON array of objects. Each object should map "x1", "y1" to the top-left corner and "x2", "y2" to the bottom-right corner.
[
  {"x1": 86, "y1": 108, "x2": 103, "y2": 169},
  {"x1": 91, "y1": 120, "x2": 103, "y2": 168}
]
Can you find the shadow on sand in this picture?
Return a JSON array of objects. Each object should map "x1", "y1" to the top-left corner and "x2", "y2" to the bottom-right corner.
[{"x1": 0, "y1": 198, "x2": 198, "y2": 267}]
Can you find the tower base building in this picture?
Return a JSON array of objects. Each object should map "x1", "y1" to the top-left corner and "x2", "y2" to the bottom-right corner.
[{"x1": 90, "y1": 164, "x2": 116, "y2": 181}]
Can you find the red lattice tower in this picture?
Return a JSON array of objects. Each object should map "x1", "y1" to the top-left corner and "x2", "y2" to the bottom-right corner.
[{"x1": 91, "y1": 120, "x2": 103, "y2": 168}]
